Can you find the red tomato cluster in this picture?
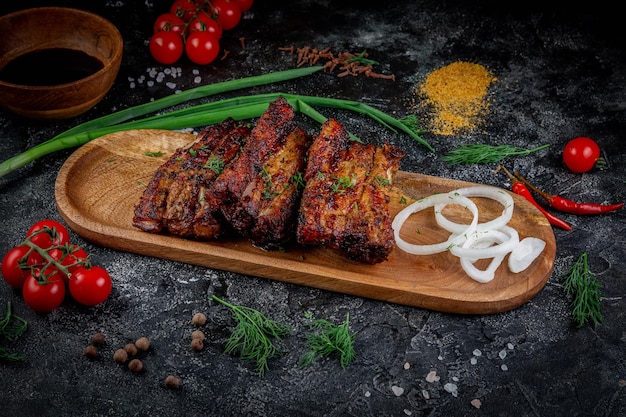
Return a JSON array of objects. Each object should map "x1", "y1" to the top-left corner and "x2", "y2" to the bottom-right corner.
[
  {"x1": 1, "y1": 219, "x2": 112, "y2": 313},
  {"x1": 150, "y1": 0, "x2": 253, "y2": 65}
]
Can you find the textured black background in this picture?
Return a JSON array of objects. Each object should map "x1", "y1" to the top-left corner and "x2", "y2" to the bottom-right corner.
[{"x1": 1, "y1": 1, "x2": 624, "y2": 416}]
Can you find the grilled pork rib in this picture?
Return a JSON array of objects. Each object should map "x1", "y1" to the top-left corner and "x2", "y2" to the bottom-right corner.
[
  {"x1": 206, "y1": 97, "x2": 311, "y2": 249},
  {"x1": 132, "y1": 118, "x2": 249, "y2": 238},
  {"x1": 297, "y1": 118, "x2": 405, "y2": 263}
]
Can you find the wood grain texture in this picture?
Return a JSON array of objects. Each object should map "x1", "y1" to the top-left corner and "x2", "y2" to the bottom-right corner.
[{"x1": 54, "y1": 130, "x2": 556, "y2": 314}]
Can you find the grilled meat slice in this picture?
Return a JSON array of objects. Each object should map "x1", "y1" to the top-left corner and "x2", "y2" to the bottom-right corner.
[
  {"x1": 297, "y1": 118, "x2": 405, "y2": 263},
  {"x1": 206, "y1": 97, "x2": 310, "y2": 249},
  {"x1": 132, "y1": 118, "x2": 249, "y2": 238}
]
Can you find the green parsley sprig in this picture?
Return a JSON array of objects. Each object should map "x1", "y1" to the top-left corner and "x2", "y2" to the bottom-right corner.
[
  {"x1": 562, "y1": 252, "x2": 603, "y2": 327},
  {"x1": 212, "y1": 295, "x2": 291, "y2": 376}
]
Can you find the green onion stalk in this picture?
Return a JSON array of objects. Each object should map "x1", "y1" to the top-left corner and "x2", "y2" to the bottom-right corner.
[{"x1": 0, "y1": 67, "x2": 431, "y2": 179}]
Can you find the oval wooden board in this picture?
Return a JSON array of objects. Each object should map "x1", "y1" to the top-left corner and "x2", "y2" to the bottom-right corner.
[{"x1": 54, "y1": 129, "x2": 556, "y2": 314}]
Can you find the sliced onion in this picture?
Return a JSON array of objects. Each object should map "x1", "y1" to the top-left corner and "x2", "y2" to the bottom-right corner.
[
  {"x1": 458, "y1": 229, "x2": 510, "y2": 283},
  {"x1": 392, "y1": 192, "x2": 479, "y2": 255},
  {"x1": 435, "y1": 186, "x2": 514, "y2": 234},
  {"x1": 450, "y1": 225, "x2": 520, "y2": 260},
  {"x1": 508, "y1": 237, "x2": 546, "y2": 273}
]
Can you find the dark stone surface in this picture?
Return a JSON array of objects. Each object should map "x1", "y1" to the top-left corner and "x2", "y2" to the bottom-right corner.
[{"x1": 1, "y1": 1, "x2": 624, "y2": 416}]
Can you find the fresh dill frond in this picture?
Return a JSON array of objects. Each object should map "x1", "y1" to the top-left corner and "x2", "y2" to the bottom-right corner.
[
  {"x1": 562, "y1": 252, "x2": 603, "y2": 327},
  {"x1": 213, "y1": 295, "x2": 291, "y2": 376},
  {"x1": 299, "y1": 313, "x2": 356, "y2": 369}
]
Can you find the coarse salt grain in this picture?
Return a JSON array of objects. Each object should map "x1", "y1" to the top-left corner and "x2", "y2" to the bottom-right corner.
[
  {"x1": 426, "y1": 370, "x2": 438, "y2": 383},
  {"x1": 392, "y1": 386, "x2": 404, "y2": 396},
  {"x1": 471, "y1": 399, "x2": 482, "y2": 409},
  {"x1": 443, "y1": 383, "x2": 458, "y2": 397}
]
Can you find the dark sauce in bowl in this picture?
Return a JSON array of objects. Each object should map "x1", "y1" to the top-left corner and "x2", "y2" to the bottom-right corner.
[{"x1": 0, "y1": 48, "x2": 104, "y2": 86}]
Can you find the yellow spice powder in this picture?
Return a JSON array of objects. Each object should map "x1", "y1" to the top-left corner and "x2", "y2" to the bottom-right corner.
[{"x1": 417, "y1": 61, "x2": 497, "y2": 136}]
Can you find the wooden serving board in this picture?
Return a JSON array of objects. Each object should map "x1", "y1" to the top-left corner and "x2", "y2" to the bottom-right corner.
[{"x1": 54, "y1": 130, "x2": 556, "y2": 314}]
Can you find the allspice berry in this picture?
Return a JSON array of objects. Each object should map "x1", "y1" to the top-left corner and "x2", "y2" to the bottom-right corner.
[
  {"x1": 135, "y1": 336, "x2": 150, "y2": 351},
  {"x1": 91, "y1": 332, "x2": 106, "y2": 346},
  {"x1": 128, "y1": 358, "x2": 143, "y2": 373},
  {"x1": 164, "y1": 375, "x2": 181, "y2": 389},
  {"x1": 124, "y1": 343, "x2": 138, "y2": 357},
  {"x1": 83, "y1": 345, "x2": 99, "y2": 359},
  {"x1": 191, "y1": 338, "x2": 204, "y2": 351},
  {"x1": 113, "y1": 348, "x2": 128, "y2": 364},
  {"x1": 191, "y1": 312, "x2": 207, "y2": 326},
  {"x1": 191, "y1": 330, "x2": 205, "y2": 341}
]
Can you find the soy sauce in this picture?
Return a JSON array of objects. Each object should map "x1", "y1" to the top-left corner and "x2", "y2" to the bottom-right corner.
[{"x1": 0, "y1": 48, "x2": 104, "y2": 86}]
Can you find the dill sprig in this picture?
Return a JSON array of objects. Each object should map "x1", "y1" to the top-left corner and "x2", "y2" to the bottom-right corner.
[
  {"x1": 562, "y1": 252, "x2": 603, "y2": 327},
  {"x1": 0, "y1": 302, "x2": 28, "y2": 362},
  {"x1": 212, "y1": 295, "x2": 291, "y2": 376},
  {"x1": 299, "y1": 313, "x2": 356, "y2": 369},
  {"x1": 441, "y1": 143, "x2": 550, "y2": 164}
]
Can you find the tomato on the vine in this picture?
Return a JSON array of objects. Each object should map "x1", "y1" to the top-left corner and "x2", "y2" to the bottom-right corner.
[
  {"x1": 154, "y1": 13, "x2": 186, "y2": 36},
  {"x1": 563, "y1": 137, "x2": 602, "y2": 173},
  {"x1": 61, "y1": 245, "x2": 89, "y2": 274},
  {"x1": 26, "y1": 219, "x2": 70, "y2": 250},
  {"x1": 22, "y1": 273, "x2": 66, "y2": 313},
  {"x1": 211, "y1": 0, "x2": 242, "y2": 31},
  {"x1": 188, "y1": 12, "x2": 223, "y2": 39},
  {"x1": 2, "y1": 245, "x2": 31, "y2": 289},
  {"x1": 69, "y1": 266, "x2": 112, "y2": 307},
  {"x1": 170, "y1": 0, "x2": 200, "y2": 22},
  {"x1": 235, "y1": 0, "x2": 254, "y2": 12},
  {"x1": 149, "y1": 31, "x2": 184, "y2": 64},
  {"x1": 185, "y1": 31, "x2": 220, "y2": 65}
]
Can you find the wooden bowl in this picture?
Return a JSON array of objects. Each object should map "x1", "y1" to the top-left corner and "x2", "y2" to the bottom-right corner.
[{"x1": 0, "y1": 7, "x2": 123, "y2": 121}]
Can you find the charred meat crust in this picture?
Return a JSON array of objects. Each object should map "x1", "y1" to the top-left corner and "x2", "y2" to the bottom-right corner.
[
  {"x1": 132, "y1": 117, "x2": 249, "y2": 238},
  {"x1": 207, "y1": 97, "x2": 311, "y2": 249},
  {"x1": 134, "y1": 98, "x2": 405, "y2": 264},
  {"x1": 296, "y1": 118, "x2": 405, "y2": 264}
]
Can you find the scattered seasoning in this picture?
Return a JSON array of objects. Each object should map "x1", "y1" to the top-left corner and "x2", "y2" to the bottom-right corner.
[
  {"x1": 514, "y1": 171, "x2": 624, "y2": 215},
  {"x1": 279, "y1": 46, "x2": 395, "y2": 80},
  {"x1": 124, "y1": 342, "x2": 139, "y2": 356},
  {"x1": 191, "y1": 338, "x2": 204, "y2": 351},
  {"x1": 191, "y1": 330, "x2": 206, "y2": 341},
  {"x1": 416, "y1": 61, "x2": 497, "y2": 136},
  {"x1": 91, "y1": 332, "x2": 106, "y2": 346}
]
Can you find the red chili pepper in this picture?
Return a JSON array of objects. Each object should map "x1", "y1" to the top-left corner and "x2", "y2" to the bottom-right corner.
[
  {"x1": 497, "y1": 166, "x2": 572, "y2": 231},
  {"x1": 514, "y1": 171, "x2": 624, "y2": 215}
]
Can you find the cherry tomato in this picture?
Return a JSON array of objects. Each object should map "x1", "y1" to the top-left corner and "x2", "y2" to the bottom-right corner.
[
  {"x1": 170, "y1": 0, "x2": 199, "y2": 22},
  {"x1": 149, "y1": 31, "x2": 184, "y2": 64},
  {"x1": 22, "y1": 273, "x2": 66, "y2": 313},
  {"x1": 61, "y1": 245, "x2": 89, "y2": 274},
  {"x1": 235, "y1": 0, "x2": 254, "y2": 12},
  {"x1": 2, "y1": 245, "x2": 31, "y2": 289},
  {"x1": 563, "y1": 137, "x2": 601, "y2": 173},
  {"x1": 188, "y1": 12, "x2": 223, "y2": 39},
  {"x1": 153, "y1": 13, "x2": 186, "y2": 36},
  {"x1": 26, "y1": 219, "x2": 70, "y2": 250},
  {"x1": 69, "y1": 266, "x2": 112, "y2": 307},
  {"x1": 211, "y1": 0, "x2": 242, "y2": 31},
  {"x1": 185, "y1": 31, "x2": 220, "y2": 65}
]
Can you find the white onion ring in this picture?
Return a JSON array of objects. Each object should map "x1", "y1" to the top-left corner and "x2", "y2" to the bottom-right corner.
[
  {"x1": 458, "y1": 229, "x2": 510, "y2": 283},
  {"x1": 434, "y1": 186, "x2": 514, "y2": 234},
  {"x1": 508, "y1": 237, "x2": 546, "y2": 273},
  {"x1": 392, "y1": 192, "x2": 479, "y2": 255},
  {"x1": 450, "y1": 225, "x2": 520, "y2": 260}
]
